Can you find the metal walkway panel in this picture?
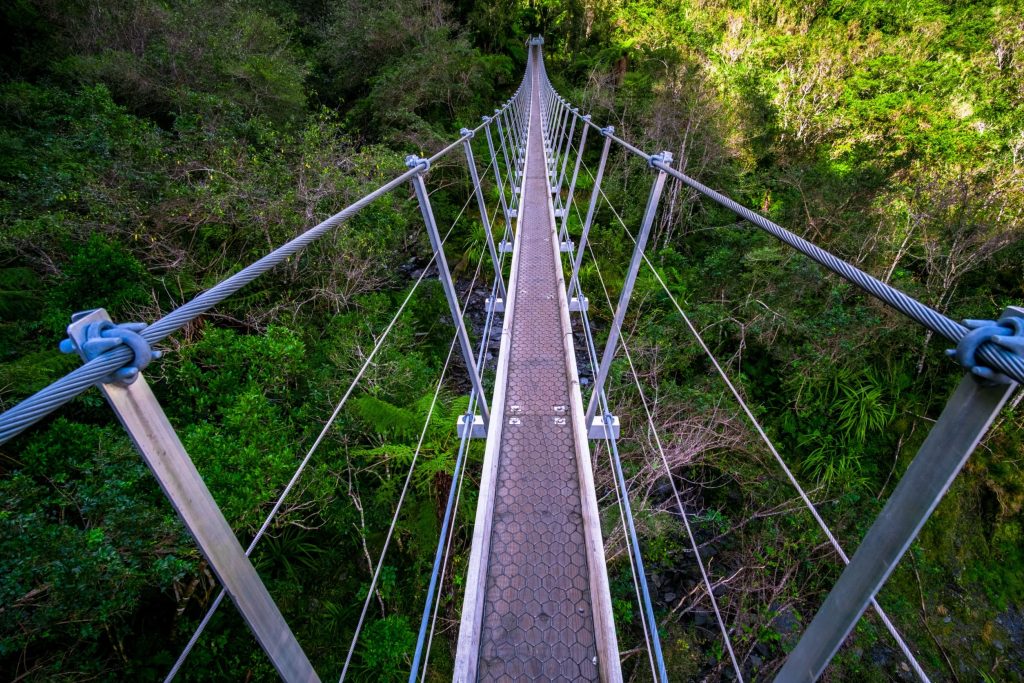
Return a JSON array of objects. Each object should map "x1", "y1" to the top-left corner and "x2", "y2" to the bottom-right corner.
[{"x1": 454, "y1": 45, "x2": 620, "y2": 683}]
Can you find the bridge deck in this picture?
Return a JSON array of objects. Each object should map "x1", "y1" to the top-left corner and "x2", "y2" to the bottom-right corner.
[{"x1": 454, "y1": 46, "x2": 620, "y2": 682}]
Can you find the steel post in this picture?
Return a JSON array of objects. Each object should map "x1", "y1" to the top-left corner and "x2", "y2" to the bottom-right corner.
[
  {"x1": 553, "y1": 100, "x2": 571, "y2": 175},
  {"x1": 568, "y1": 131, "x2": 614, "y2": 300},
  {"x1": 65, "y1": 309, "x2": 319, "y2": 683},
  {"x1": 493, "y1": 110, "x2": 516, "y2": 202},
  {"x1": 554, "y1": 109, "x2": 578, "y2": 201},
  {"x1": 483, "y1": 119, "x2": 514, "y2": 233},
  {"x1": 776, "y1": 311, "x2": 1021, "y2": 682},
  {"x1": 558, "y1": 116, "x2": 590, "y2": 239},
  {"x1": 408, "y1": 160, "x2": 491, "y2": 424},
  {"x1": 584, "y1": 153, "x2": 673, "y2": 428},
  {"x1": 461, "y1": 131, "x2": 507, "y2": 306}
]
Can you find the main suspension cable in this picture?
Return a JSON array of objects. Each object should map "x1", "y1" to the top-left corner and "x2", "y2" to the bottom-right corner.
[
  {"x1": 581, "y1": 227, "x2": 744, "y2": 681},
  {"x1": 167, "y1": 165, "x2": 490, "y2": 683},
  {"x1": 563, "y1": 174, "x2": 659, "y2": 682},
  {"x1": 575, "y1": 152, "x2": 929, "y2": 681}
]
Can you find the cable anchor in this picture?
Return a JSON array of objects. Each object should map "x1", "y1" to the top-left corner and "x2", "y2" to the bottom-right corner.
[
  {"x1": 405, "y1": 155, "x2": 430, "y2": 173},
  {"x1": 60, "y1": 309, "x2": 161, "y2": 386},
  {"x1": 947, "y1": 312, "x2": 1024, "y2": 384}
]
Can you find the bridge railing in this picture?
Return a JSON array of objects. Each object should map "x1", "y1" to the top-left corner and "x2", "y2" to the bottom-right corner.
[
  {"x1": 0, "y1": 49, "x2": 535, "y2": 683},
  {"x1": 533, "y1": 44, "x2": 1022, "y2": 683}
]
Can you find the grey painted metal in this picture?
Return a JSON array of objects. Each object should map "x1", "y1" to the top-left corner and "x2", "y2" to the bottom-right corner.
[
  {"x1": 408, "y1": 164, "x2": 491, "y2": 424},
  {"x1": 554, "y1": 108, "x2": 577, "y2": 199},
  {"x1": 483, "y1": 121, "x2": 514, "y2": 236},
  {"x1": 559, "y1": 118, "x2": 590, "y2": 243},
  {"x1": 462, "y1": 132, "x2": 507, "y2": 303},
  {"x1": 647, "y1": 159, "x2": 1024, "y2": 383},
  {"x1": 776, "y1": 309, "x2": 1023, "y2": 682},
  {"x1": 554, "y1": 100, "x2": 568, "y2": 165},
  {"x1": 0, "y1": 165, "x2": 435, "y2": 445},
  {"x1": 494, "y1": 111, "x2": 518, "y2": 208},
  {"x1": 584, "y1": 153, "x2": 672, "y2": 428},
  {"x1": 553, "y1": 101, "x2": 572, "y2": 179},
  {"x1": 66, "y1": 309, "x2": 318, "y2": 683},
  {"x1": 505, "y1": 104, "x2": 524, "y2": 174},
  {"x1": 567, "y1": 133, "x2": 613, "y2": 303}
]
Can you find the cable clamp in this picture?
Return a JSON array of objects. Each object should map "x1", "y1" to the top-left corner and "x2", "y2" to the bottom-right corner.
[
  {"x1": 459, "y1": 128, "x2": 474, "y2": 139},
  {"x1": 481, "y1": 115, "x2": 491, "y2": 124},
  {"x1": 60, "y1": 310, "x2": 161, "y2": 386},
  {"x1": 405, "y1": 155, "x2": 430, "y2": 173},
  {"x1": 648, "y1": 151, "x2": 673, "y2": 169},
  {"x1": 600, "y1": 125, "x2": 615, "y2": 137},
  {"x1": 946, "y1": 314, "x2": 1024, "y2": 384}
]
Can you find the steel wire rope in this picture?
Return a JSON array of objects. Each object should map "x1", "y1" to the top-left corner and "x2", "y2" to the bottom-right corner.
[
  {"x1": 417, "y1": 249, "x2": 489, "y2": 682},
  {"x1": 572, "y1": 150, "x2": 931, "y2": 681},
  {"x1": 582, "y1": 232, "x2": 744, "y2": 680},
  {"x1": 408, "y1": 175, "x2": 513, "y2": 683},
  {"x1": 344, "y1": 188, "x2": 507, "y2": 683},
  {"x1": 547, "y1": 70, "x2": 665, "y2": 682},
  {"x1": 561, "y1": 155, "x2": 659, "y2": 683},
  {"x1": 338, "y1": 332, "x2": 460, "y2": 681},
  {"x1": 166, "y1": 165, "x2": 491, "y2": 682},
  {"x1": 0, "y1": 98, "x2": 539, "y2": 446},
  {"x1": 553, "y1": 105, "x2": 1024, "y2": 384}
]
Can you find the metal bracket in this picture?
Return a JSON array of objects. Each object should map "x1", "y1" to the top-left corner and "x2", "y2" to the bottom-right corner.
[
  {"x1": 485, "y1": 296, "x2": 505, "y2": 313},
  {"x1": 66, "y1": 309, "x2": 319, "y2": 683},
  {"x1": 777, "y1": 307, "x2": 1022, "y2": 681},
  {"x1": 588, "y1": 415, "x2": 620, "y2": 440},
  {"x1": 560, "y1": 240, "x2": 574, "y2": 253},
  {"x1": 499, "y1": 240, "x2": 514, "y2": 253},
  {"x1": 457, "y1": 414, "x2": 487, "y2": 439},
  {"x1": 569, "y1": 297, "x2": 589, "y2": 312}
]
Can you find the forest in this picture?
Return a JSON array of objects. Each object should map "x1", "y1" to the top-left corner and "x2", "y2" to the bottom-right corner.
[{"x1": 0, "y1": 0, "x2": 1022, "y2": 680}]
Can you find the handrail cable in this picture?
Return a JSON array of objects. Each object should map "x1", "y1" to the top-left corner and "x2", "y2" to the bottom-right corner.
[
  {"x1": 0, "y1": 97, "x2": 529, "y2": 446},
  {"x1": 343, "y1": 190, "x2": 505, "y2": 683},
  {"x1": 573, "y1": 151, "x2": 930, "y2": 681},
  {"x1": 559, "y1": 111, "x2": 1023, "y2": 385},
  {"x1": 564, "y1": 167, "x2": 742, "y2": 679},
  {"x1": 167, "y1": 165, "x2": 490, "y2": 682},
  {"x1": 561, "y1": 167, "x2": 658, "y2": 682},
  {"x1": 585, "y1": 237, "x2": 744, "y2": 680}
]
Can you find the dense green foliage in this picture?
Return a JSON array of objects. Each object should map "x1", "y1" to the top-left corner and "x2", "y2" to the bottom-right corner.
[{"x1": 0, "y1": 0, "x2": 1021, "y2": 681}]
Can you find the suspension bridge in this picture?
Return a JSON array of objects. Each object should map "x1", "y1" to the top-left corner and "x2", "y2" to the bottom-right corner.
[{"x1": 1, "y1": 37, "x2": 1022, "y2": 683}]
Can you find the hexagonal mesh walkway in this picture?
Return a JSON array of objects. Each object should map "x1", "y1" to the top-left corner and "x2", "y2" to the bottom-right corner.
[{"x1": 474, "y1": 48, "x2": 601, "y2": 682}]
